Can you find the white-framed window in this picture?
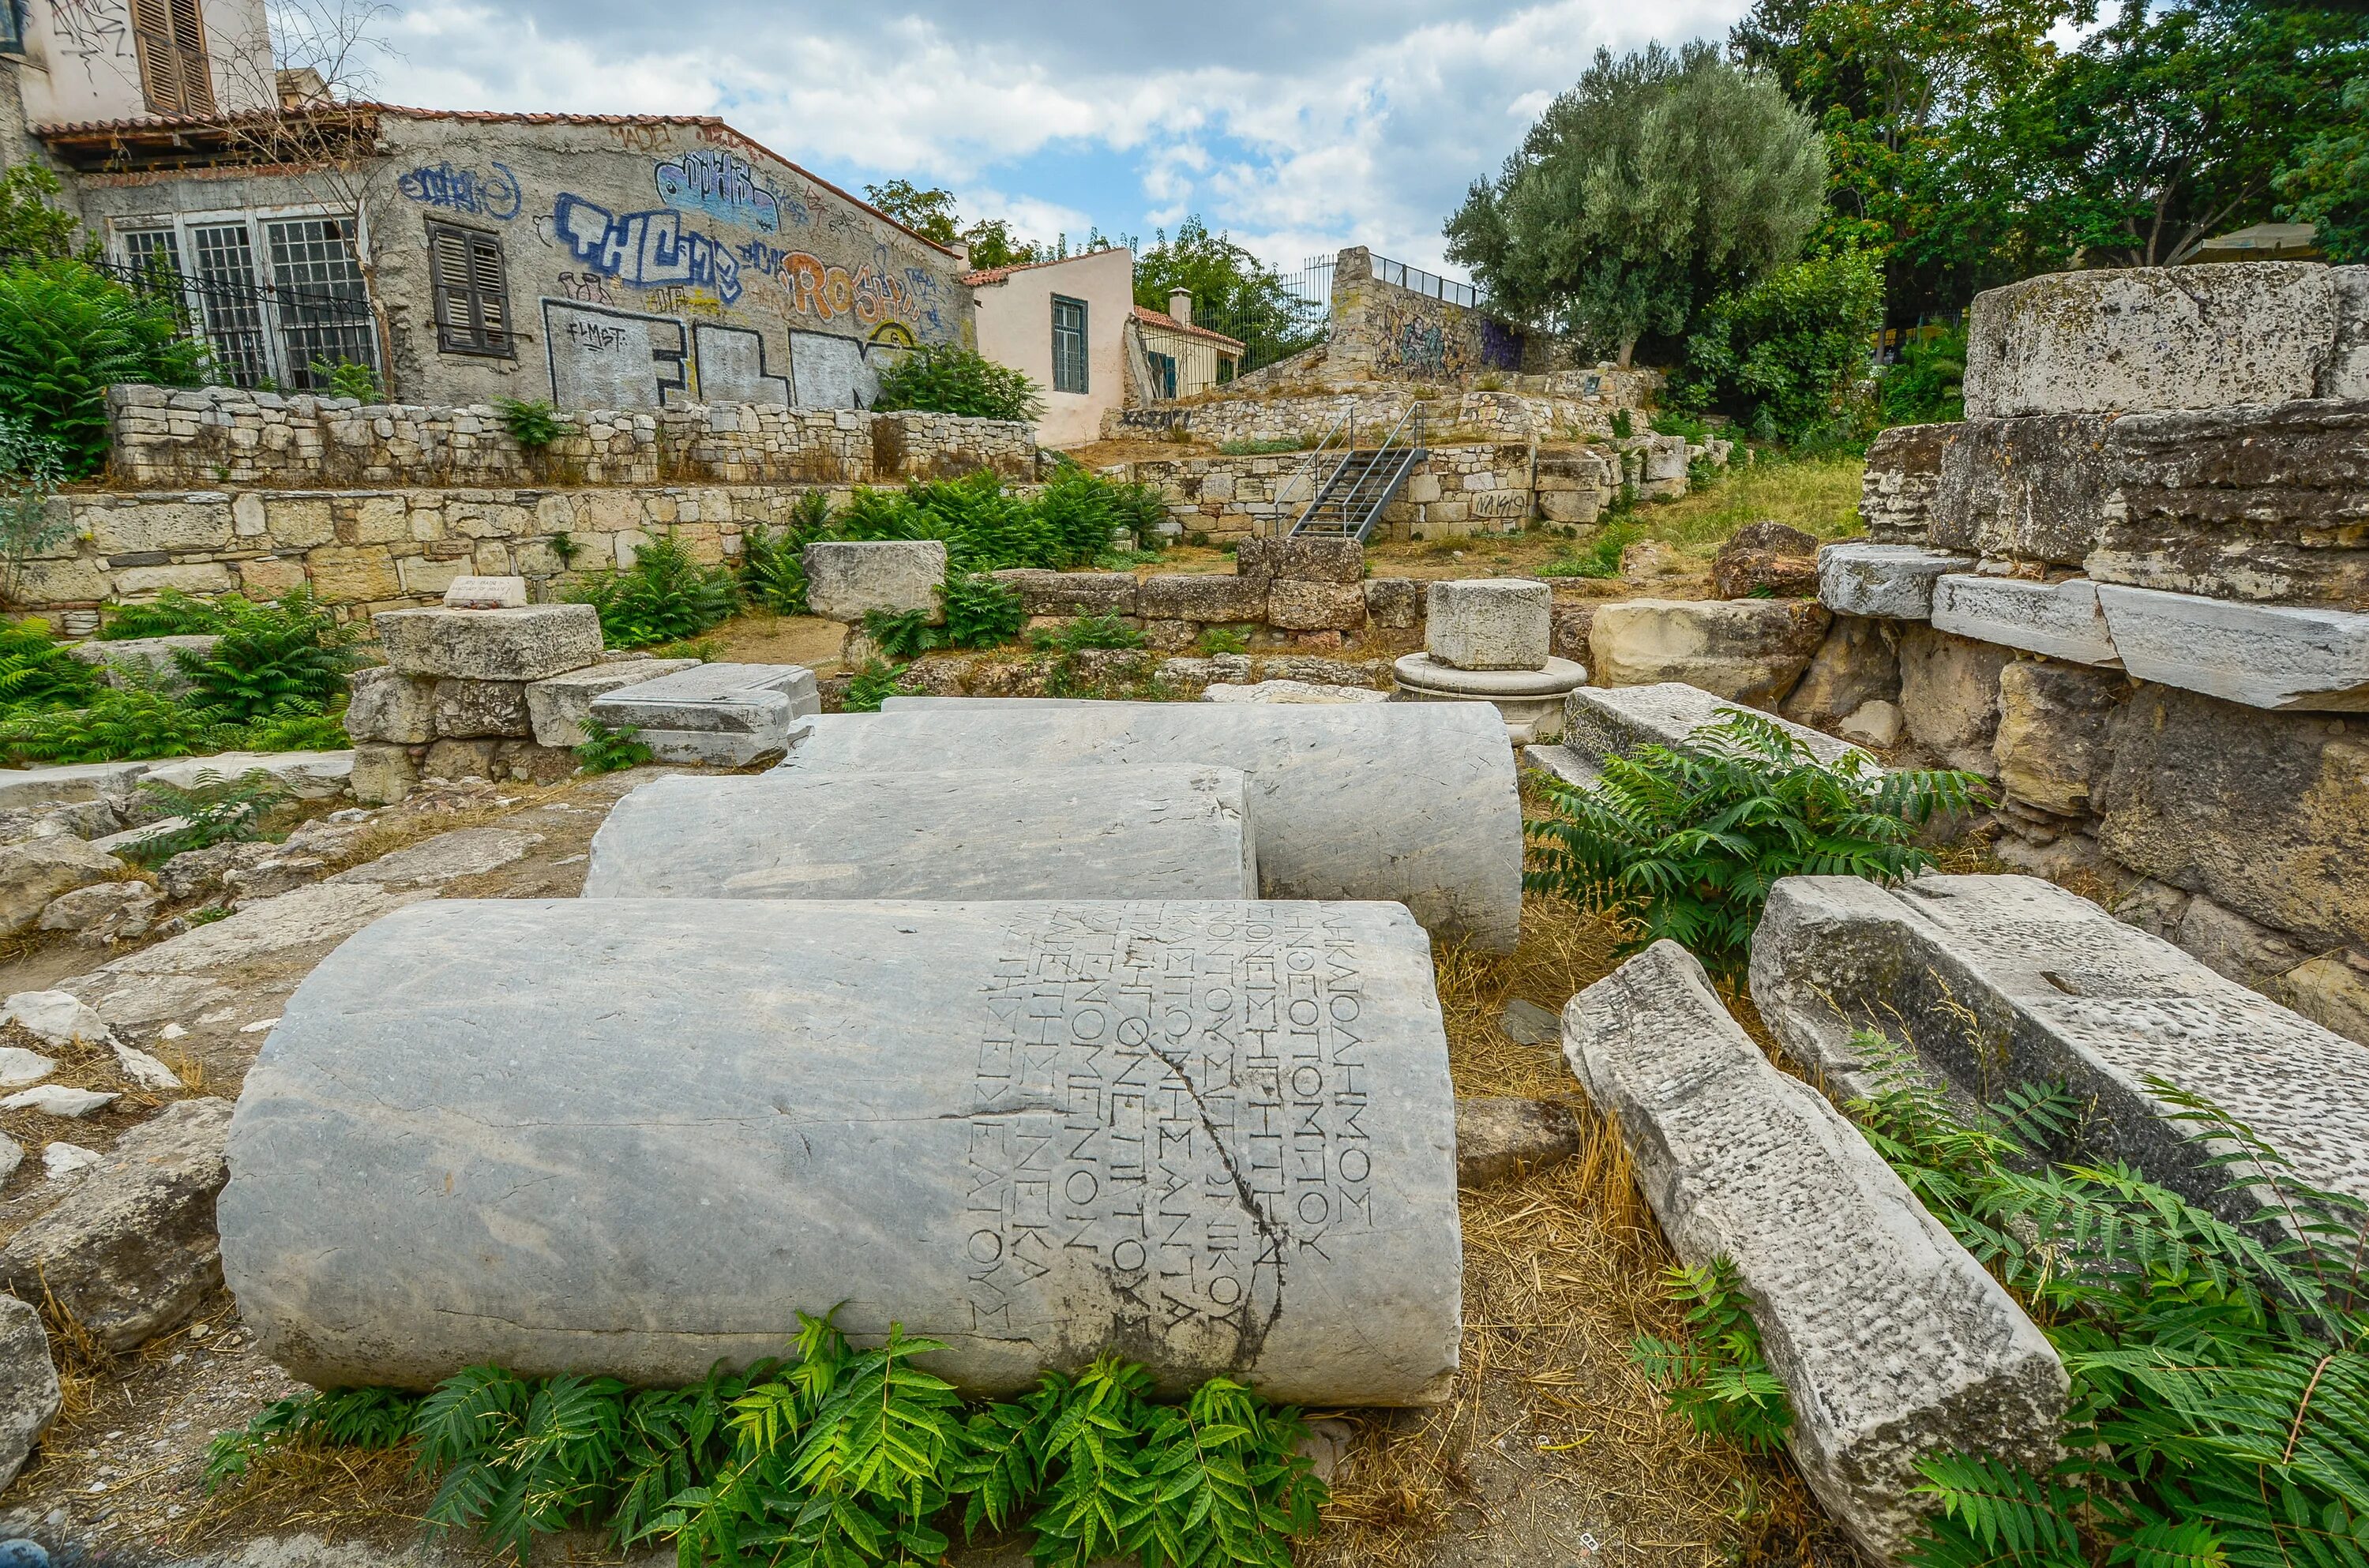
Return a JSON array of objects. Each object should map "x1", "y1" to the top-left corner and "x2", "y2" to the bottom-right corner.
[
  {"x1": 112, "y1": 209, "x2": 379, "y2": 392},
  {"x1": 1051, "y1": 294, "x2": 1088, "y2": 395}
]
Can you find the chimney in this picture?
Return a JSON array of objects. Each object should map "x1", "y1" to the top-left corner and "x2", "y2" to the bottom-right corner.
[{"x1": 1169, "y1": 287, "x2": 1192, "y2": 328}]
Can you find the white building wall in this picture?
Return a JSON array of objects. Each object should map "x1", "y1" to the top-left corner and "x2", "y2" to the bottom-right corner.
[
  {"x1": 13, "y1": 0, "x2": 276, "y2": 126},
  {"x1": 970, "y1": 247, "x2": 1134, "y2": 448}
]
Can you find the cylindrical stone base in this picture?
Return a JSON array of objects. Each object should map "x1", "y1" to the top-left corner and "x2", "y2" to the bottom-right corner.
[
  {"x1": 583, "y1": 767, "x2": 1257, "y2": 901},
  {"x1": 1391, "y1": 655, "x2": 1589, "y2": 744},
  {"x1": 221, "y1": 899, "x2": 1463, "y2": 1405}
]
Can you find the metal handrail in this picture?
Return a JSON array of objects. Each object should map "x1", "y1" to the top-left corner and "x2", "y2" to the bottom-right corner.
[
  {"x1": 1345, "y1": 401, "x2": 1424, "y2": 543},
  {"x1": 1271, "y1": 402, "x2": 1353, "y2": 538}
]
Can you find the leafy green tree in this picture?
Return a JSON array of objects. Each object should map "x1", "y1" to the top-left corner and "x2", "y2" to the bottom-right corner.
[
  {"x1": 872, "y1": 343, "x2": 1044, "y2": 424},
  {"x1": 2277, "y1": 76, "x2": 2369, "y2": 260},
  {"x1": 0, "y1": 163, "x2": 82, "y2": 261},
  {"x1": 1671, "y1": 247, "x2": 1886, "y2": 442},
  {"x1": 863, "y1": 178, "x2": 963, "y2": 245},
  {"x1": 1130, "y1": 216, "x2": 1318, "y2": 368},
  {"x1": 0, "y1": 257, "x2": 209, "y2": 476},
  {"x1": 1444, "y1": 42, "x2": 1828, "y2": 363},
  {"x1": 959, "y1": 217, "x2": 1053, "y2": 271}
]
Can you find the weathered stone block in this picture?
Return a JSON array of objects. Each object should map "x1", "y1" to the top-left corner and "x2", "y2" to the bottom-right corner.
[
  {"x1": 993, "y1": 569, "x2": 1140, "y2": 618},
  {"x1": 1268, "y1": 580, "x2": 1367, "y2": 632},
  {"x1": 422, "y1": 737, "x2": 498, "y2": 781},
  {"x1": 1570, "y1": 940, "x2": 2066, "y2": 1560},
  {"x1": 343, "y1": 666, "x2": 437, "y2": 745},
  {"x1": 68, "y1": 634, "x2": 217, "y2": 696},
  {"x1": 1425, "y1": 579, "x2": 1550, "y2": 670},
  {"x1": 1781, "y1": 616, "x2": 1902, "y2": 726},
  {"x1": 1818, "y1": 544, "x2": 1977, "y2": 621},
  {"x1": 1749, "y1": 875, "x2": 2369, "y2": 1225},
  {"x1": 1235, "y1": 536, "x2": 1365, "y2": 585},
  {"x1": 589, "y1": 662, "x2": 819, "y2": 765},
  {"x1": 0, "y1": 1098, "x2": 232, "y2": 1351},
  {"x1": 0, "y1": 1295, "x2": 58, "y2": 1491},
  {"x1": 524, "y1": 658, "x2": 700, "y2": 748},
  {"x1": 588, "y1": 767, "x2": 1257, "y2": 900},
  {"x1": 1136, "y1": 573, "x2": 1265, "y2": 624},
  {"x1": 816, "y1": 701, "x2": 1523, "y2": 951},
  {"x1": 802, "y1": 540, "x2": 947, "y2": 624},
  {"x1": 1932, "y1": 575, "x2": 2120, "y2": 666},
  {"x1": 1965, "y1": 264, "x2": 2336, "y2": 418},
  {"x1": 1859, "y1": 422, "x2": 1954, "y2": 544},
  {"x1": 2094, "y1": 583, "x2": 2369, "y2": 710},
  {"x1": 221, "y1": 898, "x2": 1463, "y2": 1402},
  {"x1": 2093, "y1": 685, "x2": 2369, "y2": 949},
  {"x1": 1931, "y1": 415, "x2": 2114, "y2": 565},
  {"x1": 1586, "y1": 599, "x2": 1832, "y2": 704},
  {"x1": 431, "y1": 677, "x2": 531, "y2": 739},
  {"x1": 444, "y1": 574, "x2": 527, "y2": 609},
  {"x1": 373, "y1": 603, "x2": 604, "y2": 681},
  {"x1": 1452, "y1": 1097, "x2": 1580, "y2": 1186},
  {"x1": 2088, "y1": 400, "x2": 2369, "y2": 609},
  {"x1": 1993, "y1": 660, "x2": 2129, "y2": 816},
  {"x1": 1364, "y1": 576, "x2": 1421, "y2": 629},
  {"x1": 86, "y1": 497, "x2": 235, "y2": 556},
  {"x1": 0, "y1": 834, "x2": 122, "y2": 937},
  {"x1": 1564, "y1": 682, "x2": 1870, "y2": 771},
  {"x1": 1898, "y1": 625, "x2": 2012, "y2": 774}
]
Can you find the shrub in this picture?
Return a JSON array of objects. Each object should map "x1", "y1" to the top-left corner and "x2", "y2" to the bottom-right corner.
[
  {"x1": 1648, "y1": 410, "x2": 1710, "y2": 442},
  {"x1": 567, "y1": 538, "x2": 741, "y2": 649},
  {"x1": 1879, "y1": 327, "x2": 1968, "y2": 427},
  {"x1": 1031, "y1": 613, "x2": 1144, "y2": 654},
  {"x1": 1523, "y1": 711, "x2": 1984, "y2": 973},
  {"x1": 205, "y1": 1314, "x2": 1324, "y2": 1568},
  {"x1": 239, "y1": 698, "x2": 350, "y2": 752},
  {"x1": 0, "y1": 412, "x2": 71, "y2": 606},
  {"x1": 1534, "y1": 520, "x2": 1639, "y2": 580},
  {"x1": 939, "y1": 571, "x2": 1025, "y2": 647},
  {"x1": 1669, "y1": 249, "x2": 1885, "y2": 446},
  {"x1": 310, "y1": 357, "x2": 381, "y2": 402},
  {"x1": 861, "y1": 606, "x2": 938, "y2": 662},
  {"x1": 1218, "y1": 437, "x2": 1305, "y2": 456},
  {"x1": 174, "y1": 591, "x2": 362, "y2": 722},
  {"x1": 121, "y1": 767, "x2": 290, "y2": 865},
  {"x1": 1196, "y1": 625, "x2": 1251, "y2": 656},
  {"x1": 0, "y1": 257, "x2": 209, "y2": 476},
  {"x1": 1629, "y1": 1259, "x2": 1793, "y2": 1453},
  {"x1": 0, "y1": 614, "x2": 96, "y2": 715},
  {"x1": 100, "y1": 587, "x2": 238, "y2": 638},
  {"x1": 574, "y1": 718, "x2": 653, "y2": 775},
  {"x1": 0, "y1": 163, "x2": 81, "y2": 262},
  {"x1": 841, "y1": 658, "x2": 914, "y2": 712},
  {"x1": 872, "y1": 343, "x2": 1045, "y2": 423},
  {"x1": 1610, "y1": 408, "x2": 1634, "y2": 439},
  {"x1": 0, "y1": 670, "x2": 231, "y2": 763},
  {"x1": 496, "y1": 396, "x2": 564, "y2": 449},
  {"x1": 1847, "y1": 1044, "x2": 2369, "y2": 1568}
]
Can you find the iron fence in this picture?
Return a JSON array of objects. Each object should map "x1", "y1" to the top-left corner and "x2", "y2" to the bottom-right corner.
[
  {"x1": 1144, "y1": 253, "x2": 1335, "y2": 400},
  {"x1": 1368, "y1": 253, "x2": 1477, "y2": 309}
]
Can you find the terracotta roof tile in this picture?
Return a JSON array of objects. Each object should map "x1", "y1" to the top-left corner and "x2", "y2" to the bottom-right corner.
[{"x1": 1131, "y1": 304, "x2": 1245, "y2": 351}]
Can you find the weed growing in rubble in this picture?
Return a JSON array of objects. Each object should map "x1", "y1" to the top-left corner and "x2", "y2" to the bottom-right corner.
[
  {"x1": 496, "y1": 396, "x2": 565, "y2": 450},
  {"x1": 841, "y1": 658, "x2": 916, "y2": 712},
  {"x1": 568, "y1": 538, "x2": 742, "y2": 648},
  {"x1": 122, "y1": 766, "x2": 290, "y2": 864},
  {"x1": 1523, "y1": 711, "x2": 1983, "y2": 973},
  {"x1": 1845, "y1": 1037, "x2": 2369, "y2": 1568},
  {"x1": 573, "y1": 718, "x2": 653, "y2": 775},
  {"x1": 206, "y1": 1312, "x2": 1326, "y2": 1567},
  {"x1": 1629, "y1": 1259, "x2": 1793, "y2": 1453},
  {"x1": 1031, "y1": 613, "x2": 1143, "y2": 654}
]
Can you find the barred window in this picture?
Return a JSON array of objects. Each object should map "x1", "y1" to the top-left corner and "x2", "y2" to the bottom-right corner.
[
  {"x1": 2, "y1": 0, "x2": 27, "y2": 57},
  {"x1": 428, "y1": 222, "x2": 513, "y2": 357},
  {"x1": 129, "y1": 0, "x2": 215, "y2": 115},
  {"x1": 1051, "y1": 294, "x2": 1087, "y2": 395}
]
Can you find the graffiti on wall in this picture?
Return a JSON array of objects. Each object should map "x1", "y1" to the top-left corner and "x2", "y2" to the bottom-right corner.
[
  {"x1": 50, "y1": 0, "x2": 131, "y2": 62},
  {"x1": 398, "y1": 162, "x2": 522, "y2": 221},
  {"x1": 734, "y1": 243, "x2": 954, "y2": 345},
  {"x1": 654, "y1": 148, "x2": 802, "y2": 232},
  {"x1": 545, "y1": 299, "x2": 899, "y2": 412},
  {"x1": 1371, "y1": 294, "x2": 1526, "y2": 380},
  {"x1": 552, "y1": 195, "x2": 743, "y2": 306},
  {"x1": 544, "y1": 301, "x2": 689, "y2": 411}
]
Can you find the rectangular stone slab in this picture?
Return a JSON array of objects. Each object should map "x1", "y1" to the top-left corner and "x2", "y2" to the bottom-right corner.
[
  {"x1": 373, "y1": 604, "x2": 604, "y2": 681},
  {"x1": 220, "y1": 898, "x2": 1463, "y2": 1403},
  {"x1": 795, "y1": 702, "x2": 1523, "y2": 951},
  {"x1": 1564, "y1": 940, "x2": 2065, "y2": 1562},
  {"x1": 1931, "y1": 575, "x2": 2121, "y2": 666},
  {"x1": 1562, "y1": 682, "x2": 1870, "y2": 771},
  {"x1": 584, "y1": 767, "x2": 1258, "y2": 900},
  {"x1": 2094, "y1": 583, "x2": 2369, "y2": 711},
  {"x1": 525, "y1": 658, "x2": 702, "y2": 748},
  {"x1": 1748, "y1": 875, "x2": 2369, "y2": 1223},
  {"x1": 1817, "y1": 544, "x2": 1976, "y2": 621},
  {"x1": 591, "y1": 662, "x2": 821, "y2": 765}
]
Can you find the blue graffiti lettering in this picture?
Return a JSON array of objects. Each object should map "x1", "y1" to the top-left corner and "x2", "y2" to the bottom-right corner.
[
  {"x1": 552, "y1": 194, "x2": 742, "y2": 306},
  {"x1": 654, "y1": 148, "x2": 781, "y2": 232},
  {"x1": 397, "y1": 160, "x2": 522, "y2": 220}
]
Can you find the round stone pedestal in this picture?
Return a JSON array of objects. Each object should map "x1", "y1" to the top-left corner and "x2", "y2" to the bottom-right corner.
[{"x1": 1392, "y1": 654, "x2": 1589, "y2": 744}]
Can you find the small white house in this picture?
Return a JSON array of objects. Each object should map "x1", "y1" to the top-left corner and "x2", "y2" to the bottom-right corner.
[{"x1": 964, "y1": 247, "x2": 1136, "y2": 448}]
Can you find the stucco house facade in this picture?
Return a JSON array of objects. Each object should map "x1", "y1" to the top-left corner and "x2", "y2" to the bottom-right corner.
[
  {"x1": 964, "y1": 248, "x2": 1137, "y2": 448},
  {"x1": 3, "y1": 0, "x2": 976, "y2": 411}
]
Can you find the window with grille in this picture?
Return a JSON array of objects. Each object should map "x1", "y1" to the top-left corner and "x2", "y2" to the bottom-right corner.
[
  {"x1": 115, "y1": 214, "x2": 379, "y2": 391},
  {"x1": 1051, "y1": 294, "x2": 1088, "y2": 394},
  {"x1": 428, "y1": 223, "x2": 513, "y2": 357},
  {"x1": 130, "y1": 0, "x2": 216, "y2": 115},
  {"x1": 268, "y1": 216, "x2": 377, "y2": 379}
]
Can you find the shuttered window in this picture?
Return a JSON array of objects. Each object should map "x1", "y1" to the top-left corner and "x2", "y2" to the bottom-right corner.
[
  {"x1": 428, "y1": 222, "x2": 513, "y2": 357},
  {"x1": 1051, "y1": 294, "x2": 1088, "y2": 394},
  {"x1": 130, "y1": 0, "x2": 215, "y2": 115}
]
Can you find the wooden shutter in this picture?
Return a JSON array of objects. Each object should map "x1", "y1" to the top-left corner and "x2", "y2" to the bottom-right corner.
[
  {"x1": 467, "y1": 230, "x2": 509, "y2": 351},
  {"x1": 130, "y1": 0, "x2": 213, "y2": 114},
  {"x1": 430, "y1": 223, "x2": 512, "y2": 356}
]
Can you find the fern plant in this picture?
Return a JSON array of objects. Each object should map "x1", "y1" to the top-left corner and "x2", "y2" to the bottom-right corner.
[
  {"x1": 174, "y1": 591, "x2": 362, "y2": 722},
  {"x1": 0, "y1": 411, "x2": 71, "y2": 606},
  {"x1": 0, "y1": 670, "x2": 232, "y2": 763},
  {"x1": 496, "y1": 397, "x2": 565, "y2": 450},
  {"x1": 574, "y1": 718, "x2": 654, "y2": 775},
  {"x1": 241, "y1": 697, "x2": 351, "y2": 752},
  {"x1": 1629, "y1": 1259, "x2": 1795, "y2": 1453},
  {"x1": 309, "y1": 357, "x2": 382, "y2": 402},
  {"x1": 1524, "y1": 711, "x2": 1985, "y2": 973},
  {"x1": 738, "y1": 523, "x2": 813, "y2": 615},
  {"x1": 122, "y1": 767, "x2": 291, "y2": 865},
  {"x1": 841, "y1": 659, "x2": 915, "y2": 713},
  {"x1": 207, "y1": 1314, "x2": 1326, "y2": 1567},
  {"x1": 939, "y1": 572, "x2": 1024, "y2": 648},
  {"x1": 1845, "y1": 1041, "x2": 2369, "y2": 1568},
  {"x1": 0, "y1": 257, "x2": 209, "y2": 476},
  {"x1": 0, "y1": 614, "x2": 96, "y2": 715},
  {"x1": 567, "y1": 538, "x2": 742, "y2": 649},
  {"x1": 100, "y1": 587, "x2": 242, "y2": 638}
]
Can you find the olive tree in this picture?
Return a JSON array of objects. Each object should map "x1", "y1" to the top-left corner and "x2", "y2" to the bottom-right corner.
[{"x1": 1444, "y1": 41, "x2": 1829, "y2": 363}]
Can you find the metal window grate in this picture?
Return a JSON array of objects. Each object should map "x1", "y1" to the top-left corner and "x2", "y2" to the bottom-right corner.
[
  {"x1": 190, "y1": 223, "x2": 271, "y2": 386},
  {"x1": 94, "y1": 221, "x2": 380, "y2": 392},
  {"x1": 1050, "y1": 294, "x2": 1088, "y2": 395},
  {"x1": 268, "y1": 216, "x2": 379, "y2": 382}
]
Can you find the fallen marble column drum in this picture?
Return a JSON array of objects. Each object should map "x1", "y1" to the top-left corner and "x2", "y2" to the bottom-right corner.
[
  {"x1": 220, "y1": 898, "x2": 1464, "y2": 1402},
  {"x1": 583, "y1": 767, "x2": 1257, "y2": 901},
  {"x1": 786, "y1": 701, "x2": 1525, "y2": 951}
]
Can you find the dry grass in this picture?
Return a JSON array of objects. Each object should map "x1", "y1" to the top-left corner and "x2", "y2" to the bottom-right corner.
[
  {"x1": 166, "y1": 1442, "x2": 431, "y2": 1552},
  {"x1": 1622, "y1": 452, "x2": 1868, "y2": 553},
  {"x1": 1306, "y1": 895, "x2": 1852, "y2": 1568}
]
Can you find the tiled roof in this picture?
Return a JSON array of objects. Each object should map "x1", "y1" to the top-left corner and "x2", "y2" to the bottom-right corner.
[
  {"x1": 1132, "y1": 304, "x2": 1245, "y2": 352},
  {"x1": 29, "y1": 104, "x2": 962, "y2": 258},
  {"x1": 961, "y1": 251, "x2": 1124, "y2": 287}
]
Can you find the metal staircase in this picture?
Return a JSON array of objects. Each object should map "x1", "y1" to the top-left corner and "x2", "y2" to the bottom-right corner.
[{"x1": 1286, "y1": 405, "x2": 1425, "y2": 543}]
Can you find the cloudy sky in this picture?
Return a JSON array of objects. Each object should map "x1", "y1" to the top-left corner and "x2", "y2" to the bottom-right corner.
[{"x1": 350, "y1": 0, "x2": 1748, "y2": 274}]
